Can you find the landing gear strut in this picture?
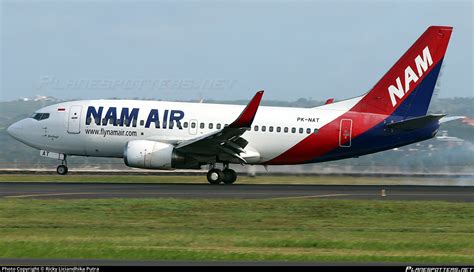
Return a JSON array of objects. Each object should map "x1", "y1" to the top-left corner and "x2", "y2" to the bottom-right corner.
[
  {"x1": 56, "y1": 156, "x2": 68, "y2": 175},
  {"x1": 206, "y1": 163, "x2": 237, "y2": 185}
]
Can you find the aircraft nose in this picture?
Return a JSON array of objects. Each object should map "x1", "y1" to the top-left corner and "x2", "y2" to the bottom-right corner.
[{"x1": 7, "y1": 120, "x2": 24, "y2": 140}]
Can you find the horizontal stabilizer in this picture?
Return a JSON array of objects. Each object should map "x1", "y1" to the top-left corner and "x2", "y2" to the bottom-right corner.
[
  {"x1": 439, "y1": 116, "x2": 466, "y2": 124},
  {"x1": 386, "y1": 114, "x2": 446, "y2": 131}
]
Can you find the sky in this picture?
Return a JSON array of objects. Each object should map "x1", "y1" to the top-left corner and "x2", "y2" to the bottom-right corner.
[{"x1": 1, "y1": 0, "x2": 473, "y2": 102}]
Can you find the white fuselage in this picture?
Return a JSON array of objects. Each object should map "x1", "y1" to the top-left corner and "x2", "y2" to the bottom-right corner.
[{"x1": 8, "y1": 98, "x2": 361, "y2": 164}]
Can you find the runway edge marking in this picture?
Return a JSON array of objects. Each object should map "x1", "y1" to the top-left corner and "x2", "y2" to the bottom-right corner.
[{"x1": 270, "y1": 193, "x2": 352, "y2": 200}]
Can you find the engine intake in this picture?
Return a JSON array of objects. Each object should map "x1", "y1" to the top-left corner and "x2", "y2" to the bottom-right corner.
[{"x1": 124, "y1": 140, "x2": 200, "y2": 169}]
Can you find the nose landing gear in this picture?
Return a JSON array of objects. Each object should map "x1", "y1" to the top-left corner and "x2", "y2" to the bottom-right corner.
[
  {"x1": 206, "y1": 163, "x2": 237, "y2": 184},
  {"x1": 56, "y1": 165, "x2": 68, "y2": 175},
  {"x1": 56, "y1": 156, "x2": 68, "y2": 175}
]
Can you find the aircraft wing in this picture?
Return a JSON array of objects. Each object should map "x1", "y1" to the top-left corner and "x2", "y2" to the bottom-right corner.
[{"x1": 174, "y1": 90, "x2": 264, "y2": 163}]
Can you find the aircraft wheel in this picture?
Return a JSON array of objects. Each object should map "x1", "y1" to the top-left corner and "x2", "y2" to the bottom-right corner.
[
  {"x1": 207, "y1": 169, "x2": 223, "y2": 184},
  {"x1": 222, "y1": 169, "x2": 237, "y2": 184},
  {"x1": 57, "y1": 165, "x2": 68, "y2": 175}
]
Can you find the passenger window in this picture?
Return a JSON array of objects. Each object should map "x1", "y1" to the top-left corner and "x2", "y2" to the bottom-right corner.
[
  {"x1": 262, "y1": 126, "x2": 266, "y2": 132},
  {"x1": 183, "y1": 122, "x2": 188, "y2": 128},
  {"x1": 291, "y1": 127, "x2": 296, "y2": 133},
  {"x1": 284, "y1": 127, "x2": 288, "y2": 133},
  {"x1": 269, "y1": 126, "x2": 273, "y2": 132},
  {"x1": 209, "y1": 123, "x2": 213, "y2": 129},
  {"x1": 102, "y1": 118, "x2": 107, "y2": 125},
  {"x1": 140, "y1": 120, "x2": 144, "y2": 126},
  {"x1": 276, "y1": 127, "x2": 281, "y2": 133},
  {"x1": 169, "y1": 122, "x2": 174, "y2": 129},
  {"x1": 314, "y1": 128, "x2": 319, "y2": 134},
  {"x1": 254, "y1": 125, "x2": 259, "y2": 131},
  {"x1": 217, "y1": 123, "x2": 221, "y2": 129},
  {"x1": 306, "y1": 128, "x2": 311, "y2": 134},
  {"x1": 191, "y1": 122, "x2": 196, "y2": 128},
  {"x1": 200, "y1": 123, "x2": 205, "y2": 129},
  {"x1": 132, "y1": 119, "x2": 137, "y2": 127},
  {"x1": 299, "y1": 128, "x2": 303, "y2": 134},
  {"x1": 155, "y1": 121, "x2": 160, "y2": 128}
]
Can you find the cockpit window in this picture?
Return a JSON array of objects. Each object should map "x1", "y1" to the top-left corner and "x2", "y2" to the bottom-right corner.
[{"x1": 30, "y1": 113, "x2": 50, "y2": 121}]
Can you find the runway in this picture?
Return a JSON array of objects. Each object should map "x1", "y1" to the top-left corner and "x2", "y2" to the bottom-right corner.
[{"x1": 0, "y1": 182, "x2": 473, "y2": 201}]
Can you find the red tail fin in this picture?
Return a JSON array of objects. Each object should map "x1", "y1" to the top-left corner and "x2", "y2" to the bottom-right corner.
[{"x1": 352, "y1": 26, "x2": 453, "y2": 116}]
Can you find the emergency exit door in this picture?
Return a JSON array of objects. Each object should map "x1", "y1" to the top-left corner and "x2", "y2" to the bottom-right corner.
[
  {"x1": 189, "y1": 119, "x2": 198, "y2": 135},
  {"x1": 339, "y1": 119, "x2": 352, "y2": 147}
]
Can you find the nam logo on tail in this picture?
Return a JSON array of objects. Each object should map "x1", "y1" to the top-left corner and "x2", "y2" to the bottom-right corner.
[{"x1": 388, "y1": 46, "x2": 433, "y2": 107}]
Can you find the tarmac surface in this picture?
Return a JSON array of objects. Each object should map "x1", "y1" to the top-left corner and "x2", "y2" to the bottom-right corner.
[{"x1": 0, "y1": 182, "x2": 473, "y2": 201}]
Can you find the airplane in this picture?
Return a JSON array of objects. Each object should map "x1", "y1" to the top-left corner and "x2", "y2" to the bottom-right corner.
[{"x1": 7, "y1": 26, "x2": 458, "y2": 184}]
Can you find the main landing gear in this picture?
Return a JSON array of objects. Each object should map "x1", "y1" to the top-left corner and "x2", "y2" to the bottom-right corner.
[
  {"x1": 207, "y1": 163, "x2": 237, "y2": 185},
  {"x1": 56, "y1": 156, "x2": 68, "y2": 175}
]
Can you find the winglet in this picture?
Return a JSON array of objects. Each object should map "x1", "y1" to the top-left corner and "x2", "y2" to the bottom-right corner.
[{"x1": 229, "y1": 90, "x2": 264, "y2": 128}]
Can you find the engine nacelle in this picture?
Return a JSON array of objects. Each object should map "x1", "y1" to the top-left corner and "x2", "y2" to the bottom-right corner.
[{"x1": 124, "y1": 140, "x2": 200, "y2": 170}]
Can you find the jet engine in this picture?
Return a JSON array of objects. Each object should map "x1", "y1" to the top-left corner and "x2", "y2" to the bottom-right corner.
[{"x1": 124, "y1": 140, "x2": 200, "y2": 169}]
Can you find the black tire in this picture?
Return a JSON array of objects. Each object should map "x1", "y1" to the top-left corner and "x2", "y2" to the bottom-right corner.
[
  {"x1": 222, "y1": 169, "x2": 237, "y2": 184},
  {"x1": 57, "y1": 165, "x2": 68, "y2": 175},
  {"x1": 207, "y1": 169, "x2": 223, "y2": 184}
]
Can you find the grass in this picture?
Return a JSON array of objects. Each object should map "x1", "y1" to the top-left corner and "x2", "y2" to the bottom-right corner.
[
  {"x1": 0, "y1": 174, "x2": 469, "y2": 185},
  {"x1": 0, "y1": 198, "x2": 473, "y2": 263}
]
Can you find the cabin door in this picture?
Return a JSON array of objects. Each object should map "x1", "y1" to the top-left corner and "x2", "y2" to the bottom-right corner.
[{"x1": 67, "y1": 105, "x2": 82, "y2": 134}]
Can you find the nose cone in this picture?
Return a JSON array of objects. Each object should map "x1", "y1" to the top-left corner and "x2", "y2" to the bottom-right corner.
[{"x1": 7, "y1": 120, "x2": 24, "y2": 140}]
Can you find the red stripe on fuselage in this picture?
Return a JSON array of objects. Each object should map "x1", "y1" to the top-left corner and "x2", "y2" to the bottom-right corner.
[{"x1": 267, "y1": 111, "x2": 386, "y2": 165}]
